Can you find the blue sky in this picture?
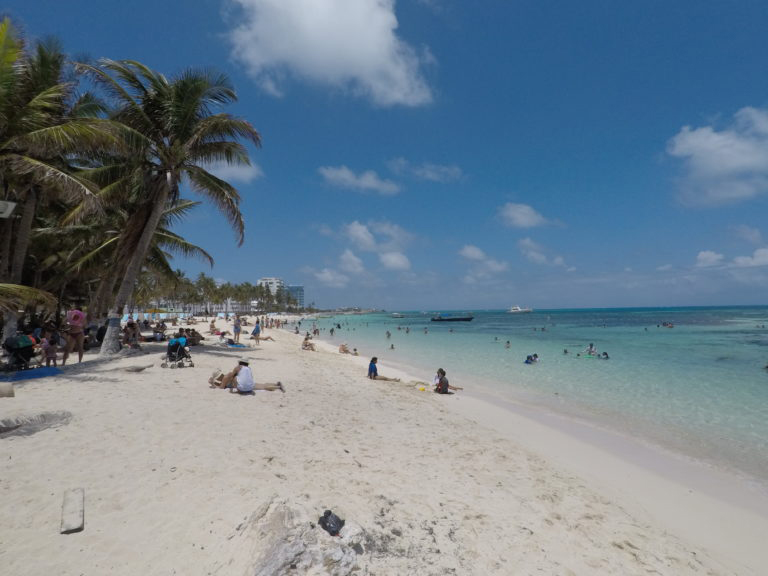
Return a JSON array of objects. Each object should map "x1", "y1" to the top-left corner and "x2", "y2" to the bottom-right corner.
[{"x1": 7, "y1": 0, "x2": 768, "y2": 309}]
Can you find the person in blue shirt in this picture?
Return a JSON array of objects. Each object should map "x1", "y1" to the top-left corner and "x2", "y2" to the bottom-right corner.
[{"x1": 367, "y1": 357, "x2": 400, "y2": 381}]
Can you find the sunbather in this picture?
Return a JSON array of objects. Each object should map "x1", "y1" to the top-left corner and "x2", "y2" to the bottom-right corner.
[{"x1": 208, "y1": 358, "x2": 284, "y2": 393}]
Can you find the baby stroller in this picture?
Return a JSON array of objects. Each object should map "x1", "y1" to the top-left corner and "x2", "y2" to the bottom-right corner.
[
  {"x1": 2, "y1": 334, "x2": 39, "y2": 371},
  {"x1": 161, "y1": 338, "x2": 194, "y2": 369}
]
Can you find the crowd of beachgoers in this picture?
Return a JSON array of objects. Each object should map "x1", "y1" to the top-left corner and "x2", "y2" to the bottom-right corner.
[{"x1": 2, "y1": 311, "x2": 767, "y2": 575}]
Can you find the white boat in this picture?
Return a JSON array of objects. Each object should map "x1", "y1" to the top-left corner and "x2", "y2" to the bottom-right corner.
[
  {"x1": 391, "y1": 313, "x2": 405, "y2": 318},
  {"x1": 508, "y1": 306, "x2": 532, "y2": 313}
]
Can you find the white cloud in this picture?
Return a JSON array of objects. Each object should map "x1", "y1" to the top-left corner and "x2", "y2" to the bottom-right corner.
[
  {"x1": 388, "y1": 157, "x2": 462, "y2": 182},
  {"x1": 518, "y1": 237, "x2": 566, "y2": 267},
  {"x1": 734, "y1": 224, "x2": 763, "y2": 245},
  {"x1": 459, "y1": 245, "x2": 486, "y2": 261},
  {"x1": 733, "y1": 248, "x2": 768, "y2": 268},
  {"x1": 315, "y1": 268, "x2": 349, "y2": 287},
  {"x1": 339, "y1": 249, "x2": 365, "y2": 274},
  {"x1": 379, "y1": 251, "x2": 411, "y2": 270},
  {"x1": 667, "y1": 107, "x2": 768, "y2": 205},
  {"x1": 459, "y1": 244, "x2": 507, "y2": 282},
  {"x1": 483, "y1": 258, "x2": 508, "y2": 273},
  {"x1": 227, "y1": 0, "x2": 433, "y2": 107},
  {"x1": 696, "y1": 250, "x2": 724, "y2": 267},
  {"x1": 344, "y1": 221, "x2": 378, "y2": 251},
  {"x1": 657, "y1": 264, "x2": 673, "y2": 271},
  {"x1": 319, "y1": 165, "x2": 400, "y2": 195},
  {"x1": 499, "y1": 203, "x2": 549, "y2": 228},
  {"x1": 205, "y1": 161, "x2": 263, "y2": 183}
]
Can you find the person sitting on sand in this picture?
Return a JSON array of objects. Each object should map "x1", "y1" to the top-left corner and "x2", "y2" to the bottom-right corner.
[
  {"x1": 339, "y1": 343, "x2": 351, "y2": 354},
  {"x1": 187, "y1": 329, "x2": 204, "y2": 346},
  {"x1": 434, "y1": 368, "x2": 463, "y2": 394},
  {"x1": 209, "y1": 358, "x2": 284, "y2": 393},
  {"x1": 367, "y1": 357, "x2": 400, "y2": 381},
  {"x1": 302, "y1": 335, "x2": 316, "y2": 351},
  {"x1": 122, "y1": 321, "x2": 141, "y2": 350},
  {"x1": 209, "y1": 320, "x2": 216, "y2": 334}
]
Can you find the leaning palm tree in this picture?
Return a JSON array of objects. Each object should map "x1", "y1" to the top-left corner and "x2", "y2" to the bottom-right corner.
[{"x1": 76, "y1": 59, "x2": 261, "y2": 354}]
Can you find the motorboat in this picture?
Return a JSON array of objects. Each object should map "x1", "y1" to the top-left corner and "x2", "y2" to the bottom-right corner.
[
  {"x1": 431, "y1": 314, "x2": 474, "y2": 322},
  {"x1": 391, "y1": 313, "x2": 405, "y2": 318},
  {"x1": 508, "y1": 306, "x2": 532, "y2": 313}
]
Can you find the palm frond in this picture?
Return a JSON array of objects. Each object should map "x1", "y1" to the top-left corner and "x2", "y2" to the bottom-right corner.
[
  {"x1": 0, "y1": 283, "x2": 57, "y2": 312},
  {"x1": 184, "y1": 165, "x2": 244, "y2": 245}
]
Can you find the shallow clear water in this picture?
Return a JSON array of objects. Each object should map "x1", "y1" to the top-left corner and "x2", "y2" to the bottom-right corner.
[{"x1": 307, "y1": 307, "x2": 768, "y2": 484}]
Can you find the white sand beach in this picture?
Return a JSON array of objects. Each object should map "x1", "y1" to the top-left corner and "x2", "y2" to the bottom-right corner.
[{"x1": 2, "y1": 320, "x2": 767, "y2": 575}]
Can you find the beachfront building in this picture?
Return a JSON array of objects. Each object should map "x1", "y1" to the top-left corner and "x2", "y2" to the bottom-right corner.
[
  {"x1": 287, "y1": 285, "x2": 304, "y2": 308},
  {"x1": 258, "y1": 277, "x2": 285, "y2": 296}
]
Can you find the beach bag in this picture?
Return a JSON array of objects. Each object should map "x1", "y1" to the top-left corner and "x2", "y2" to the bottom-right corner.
[{"x1": 318, "y1": 510, "x2": 345, "y2": 536}]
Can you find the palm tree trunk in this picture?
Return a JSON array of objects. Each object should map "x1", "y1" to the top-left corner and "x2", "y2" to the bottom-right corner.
[
  {"x1": 10, "y1": 186, "x2": 37, "y2": 284},
  {"x1": 100, "y1": 179, "x2": 172, "y2": 356},
  {"x1": 1, "y1": 187, "x2": 37, "y2": 343},
  {"x1": 0, "y1": 217, "x2": 13, "y2": 282}
]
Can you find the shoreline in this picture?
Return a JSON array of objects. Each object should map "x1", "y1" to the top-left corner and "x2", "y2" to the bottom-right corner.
[
  {"x1": 309, "y1": 310, "x2": 768, "y2": 489},
  {"x1": 1, "y1": 321, "x2": 766, "y2": 574}
]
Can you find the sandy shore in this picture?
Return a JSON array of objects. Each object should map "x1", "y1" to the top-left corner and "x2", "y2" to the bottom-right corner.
[{"x1": 1, "y1": 320, "x2": 767, "y2": 575}]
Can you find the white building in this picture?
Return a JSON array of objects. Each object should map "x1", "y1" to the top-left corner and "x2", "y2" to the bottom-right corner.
[{"x1": 258, "y1": 277, "x2": 285, "y2": 296}]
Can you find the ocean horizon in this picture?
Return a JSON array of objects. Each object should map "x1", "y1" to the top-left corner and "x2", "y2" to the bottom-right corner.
[{"x1": 306, "y1": 305, "x2": 768, "y2": 488}]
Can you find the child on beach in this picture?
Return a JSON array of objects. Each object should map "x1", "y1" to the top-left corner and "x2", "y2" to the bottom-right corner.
[
  {"x1": 40, "y1": 329, "x2": 58, "y2": 367},
  {"x1": 434, "y1": 368, "x2": 463, "y2": 394}
]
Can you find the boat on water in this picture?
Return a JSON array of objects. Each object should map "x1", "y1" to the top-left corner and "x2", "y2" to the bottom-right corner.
[
  {"x1": 431, "y1": 314, "x2": 474, "y2": 322},
  {"x1": 391, "y1": 313, "x2": 405, "y2": 318},
  {"x1": 508, "y1": 306, "x2": 533, "y2": 313}
]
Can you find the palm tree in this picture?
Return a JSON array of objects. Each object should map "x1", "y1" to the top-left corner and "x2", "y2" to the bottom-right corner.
[
  {"x1": 62, "y1": 198, "x2": 215, "y2": 319},
  {"x1": 0, "y1": 18, "x2": 113, "y2": 339},
  {"x1": 75, "y1": 59, "x2": 261, "y2": 354}
]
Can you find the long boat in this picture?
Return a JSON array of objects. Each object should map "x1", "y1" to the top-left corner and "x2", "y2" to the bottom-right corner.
[
  {"x1": 508, "y1": 306, "x2": 532, "y2": 313},
  {"x1": 431, "y1": 314, "x2": 474, "y2": 322}
]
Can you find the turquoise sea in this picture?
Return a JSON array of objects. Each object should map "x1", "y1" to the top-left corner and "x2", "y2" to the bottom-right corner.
[{"x1": 306, "y1": 307, "x2": 768, "y2": 486}]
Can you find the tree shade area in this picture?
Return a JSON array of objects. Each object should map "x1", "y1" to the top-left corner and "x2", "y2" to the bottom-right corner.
[{"x1": 0, "y1": 17, "x2": 267, "y2": 350}]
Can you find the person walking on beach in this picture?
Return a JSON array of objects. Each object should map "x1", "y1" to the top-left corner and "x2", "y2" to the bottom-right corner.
[
  {"x1": 209, "y1": 358, "x2": 284, "y2": 393},
  {"x1": 233, "y1": 316, "x2": 242, "y2": 343},
  {"x1": 251, "y1": 320, "x2": 261, "y2": 344},
  {"x1": 62, "y1": 307, "x2": 85, "y2": 365},
  {"x1": 367, "y1": 357, "x2": 400, "y2": 381},
  {"x1": 434, "y1": 368, "x2": 463, "y2": 394}
]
